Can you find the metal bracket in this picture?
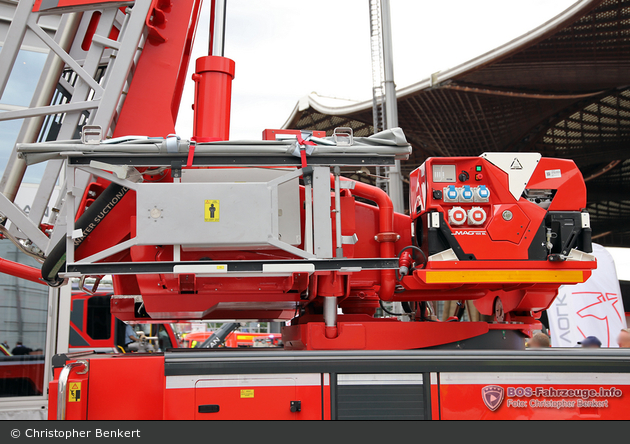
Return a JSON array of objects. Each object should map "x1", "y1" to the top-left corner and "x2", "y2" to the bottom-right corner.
[
  {"x1": 81, "y1": 125, "x2": 103, "y2": 144},
  {"x1": 333, "y1": 127, "x2": 353, "y2": 146},
  {"x1": 75, "y1": 360, "x2": 89, "y2": 375},
  {"x1": 340, "y1": 181, "x2": 355, "y2": 189},
  {"x1": 342, "y1": 234, "x2": 359, "y2": 245},
  {"x1": 89, "y1": 161, "x2": 142, "y2": 182},
  {"x1": 79, "y1": 275, "x2": 103, "y2": 295}
]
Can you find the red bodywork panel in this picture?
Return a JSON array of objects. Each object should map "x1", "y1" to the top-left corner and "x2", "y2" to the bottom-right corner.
[
  {"x1": 114, "y1": 0, "x2": 203, "y2": 138},
  {"x1": 49, "y1": 355, "x2": 630, "y2": 420},
  {"x1": 438, "y1": 376, "x2": 630, "y2": 420}
]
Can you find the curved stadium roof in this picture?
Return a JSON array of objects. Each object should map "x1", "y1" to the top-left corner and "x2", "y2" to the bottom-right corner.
[{"x1": 283, "y1": 0, "x2": 630, "y2": 247}]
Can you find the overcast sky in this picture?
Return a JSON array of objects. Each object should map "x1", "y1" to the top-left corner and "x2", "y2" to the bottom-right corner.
[{"x1": 175, "y1": 0, "x2": 577, "y2": 139}]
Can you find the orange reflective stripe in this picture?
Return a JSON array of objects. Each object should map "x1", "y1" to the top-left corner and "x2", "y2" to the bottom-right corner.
[{"x1": 424, "y1": 270, "x2": 585, "y2": 284}]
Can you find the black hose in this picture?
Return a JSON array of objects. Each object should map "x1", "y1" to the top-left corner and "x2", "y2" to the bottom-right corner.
[
  {"x1": 401, "y1": 301, "x2": 412, "y2": 313},
  {"x1": 41, "y1": 183, "x2": 131, "y2": 286}
]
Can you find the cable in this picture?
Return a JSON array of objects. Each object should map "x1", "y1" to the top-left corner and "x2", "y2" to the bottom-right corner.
[
  {"x1": 395, "y1": 245, "x2": 427, "y2": 281},
  {"x1": 379, "y1": 300, "x2": 404, "y2": 316}
]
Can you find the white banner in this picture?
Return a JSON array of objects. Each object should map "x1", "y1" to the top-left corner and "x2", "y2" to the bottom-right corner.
[{"x1": 548, "y1": 244, "x2": 627, "y2": 348}]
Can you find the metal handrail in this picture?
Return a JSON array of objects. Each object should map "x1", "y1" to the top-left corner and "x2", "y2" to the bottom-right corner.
[{"x1": 57, "y1": 360, "x2": 88, "y2": 420}]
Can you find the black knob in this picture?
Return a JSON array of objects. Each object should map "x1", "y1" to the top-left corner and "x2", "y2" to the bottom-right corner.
[{"x1": 458, "y1": 171, "x2": 469, "y2": 182}]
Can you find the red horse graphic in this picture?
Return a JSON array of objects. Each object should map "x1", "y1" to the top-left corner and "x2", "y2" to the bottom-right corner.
[{"x1": 574, "y1": 292, "x2": 622, "y2": 347}]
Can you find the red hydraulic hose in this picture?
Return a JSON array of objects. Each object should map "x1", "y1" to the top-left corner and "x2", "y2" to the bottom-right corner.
[
  {"x1": 0, "y1": 257, "x2": 45, "y2": 285},
  {"x1": 332, "y1": 175, "x2": 396, "y2": 301}
]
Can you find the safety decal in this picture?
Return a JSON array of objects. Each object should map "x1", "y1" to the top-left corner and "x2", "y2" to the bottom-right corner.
[
  {"x1": 204, "y1": 200, "x2": 220, "y2": 222},
  {"x1": 240, "y1": 389, "x2": 254, "y2": 398},
  {"x1": 69, "y1": 382, "x2": 81, "y2": 402},
  {"x1": 545, "y1": 169, "x2": 562, "y2": 179},
  {"x1": 510, "y1": 158, "x2": 523, "y2": 170}
]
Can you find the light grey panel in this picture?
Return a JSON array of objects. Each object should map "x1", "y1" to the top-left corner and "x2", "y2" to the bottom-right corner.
[
  {"x1": 181, "y1": 168, "x2": 300, "y2": 246},
  {"x1": 311, "y1": 167, "x2": 333, "y2": 258},
  {"x1": 136, "y1": 182, "x2": 276, "y2": 249}
]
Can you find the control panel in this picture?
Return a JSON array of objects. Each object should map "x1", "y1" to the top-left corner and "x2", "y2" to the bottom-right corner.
[
  {"x1": 408, "y1": 154, "x2": 591, "y2": 261},
  {"x1": 415, "y1": 159, "x2": 496, "y2": 231}
]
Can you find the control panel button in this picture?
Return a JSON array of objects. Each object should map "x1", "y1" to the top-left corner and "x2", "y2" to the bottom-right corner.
[{"x1": 458, "y1": 171, "x2": 469, "y2": 182}]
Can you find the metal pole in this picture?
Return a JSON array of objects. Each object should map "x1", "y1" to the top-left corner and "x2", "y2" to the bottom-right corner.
[
  {"x1": 211, "y1": 0, "x2": 227, "y2": 57},
  {"x1": 0, "y1": 13, "x2": 83, "y2": 202},
  {"x1": 324, "y1": 297, "x2": 337, "y2": 328},
  {"x1": 380, "y1": 0, "x2": 404, "y2": 213}
]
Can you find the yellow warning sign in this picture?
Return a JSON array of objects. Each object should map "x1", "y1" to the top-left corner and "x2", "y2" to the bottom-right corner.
[
  {"x1": 205, "y1": 200, "x2": 220, "y2": 222},
  {"x1": 240, "y1": 389, "x2": 254, "y2": 398},
  {"x1": 68, "y1": 382, "x2": 81, "y2": 402}
]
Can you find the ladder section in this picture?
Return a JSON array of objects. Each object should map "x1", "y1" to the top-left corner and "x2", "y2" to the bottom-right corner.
[{"x1": 0, "y1": 0, "x2": 153, "y2": 257}]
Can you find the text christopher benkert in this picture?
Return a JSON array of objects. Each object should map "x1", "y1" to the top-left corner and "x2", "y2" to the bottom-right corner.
[{"x1": 26, "y1": 429, "x2": 141, "y2": 438}]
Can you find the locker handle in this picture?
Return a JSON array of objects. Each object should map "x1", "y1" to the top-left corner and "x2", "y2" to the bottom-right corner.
[{"x1": 198, "y1": 404, "x2": 220, "y2": 413}]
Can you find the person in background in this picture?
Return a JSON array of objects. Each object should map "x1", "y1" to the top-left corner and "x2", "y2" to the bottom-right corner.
[
  {"x1": 578, "y1": 336, "x2": 602, "y2": 348},
  {"x1": 11, "y1": 342, "x2": 33, "y2": 355},
  {"x1": 124, "y1": 323, "x2": 139, "y2": 352},
  {"x1": 1, "y1": 340, "x2": 9, "y2": 349},
  {"x1": 617, "y1": 329, "x2": 630, "y2": 348},
  {"x1": 527, "y1": 332, "x2": 551, "y2": 348}
]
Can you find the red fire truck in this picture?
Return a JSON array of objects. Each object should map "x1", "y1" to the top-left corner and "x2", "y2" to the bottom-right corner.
[
  {"x1": 48, "y1": 348, "x2": 630, "y2": 420},
  {"x1": 0, "y1": 287, "x2": 179, "y2": 398},
  {"x1": 68, "y1": 287, "x2": 179, "y2": 354},
  {"x1": 181, "y1": 331, "x2": 282, "y2": 348},
  {"x1": 0, "y1": 0, "x2": 627, "y2": 421}
]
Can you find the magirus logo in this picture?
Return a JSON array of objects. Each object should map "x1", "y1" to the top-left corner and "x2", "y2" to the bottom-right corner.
[
  {"x1": 482, "y1": 385, "x2": 504, "y2": 411},
  {"x1": 452, "y1": 231, "x2": 486, "y2": 236}
]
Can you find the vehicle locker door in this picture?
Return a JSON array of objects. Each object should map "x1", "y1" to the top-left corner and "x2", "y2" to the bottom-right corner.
[{"x1": 194, "y1": 376, "x2": 298, "y2": 420}]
